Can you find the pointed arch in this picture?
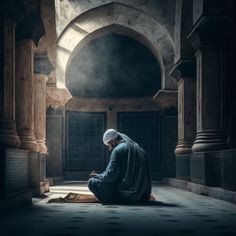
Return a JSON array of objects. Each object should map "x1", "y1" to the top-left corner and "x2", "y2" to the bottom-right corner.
[{"x1": 56, "y1": 3, "x2": 176, "y2": 89}]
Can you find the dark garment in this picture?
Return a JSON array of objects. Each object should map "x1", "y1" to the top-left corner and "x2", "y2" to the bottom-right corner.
[
  {"x1": 88, "y1": 178, "x2": 118, "y2": 203},
  {"x1": 88, "y1": 133, "x2": 152, "y2": 203}
]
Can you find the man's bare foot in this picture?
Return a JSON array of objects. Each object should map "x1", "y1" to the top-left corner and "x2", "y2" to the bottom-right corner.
[{"x1": 149, "y1": 195, "x2": 156, "y2": 201}]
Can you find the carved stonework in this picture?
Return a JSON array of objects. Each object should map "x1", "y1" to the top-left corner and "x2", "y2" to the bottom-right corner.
[{"x1": 46, "y1": 85, "x2": 72, "y2": 108}]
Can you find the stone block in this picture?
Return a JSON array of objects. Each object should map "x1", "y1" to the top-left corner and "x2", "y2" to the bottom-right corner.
[
  {"x1": 191, "y1": 151, "x2": 222, "y2": 186},
  {"x1": 221, "y1": 149, "x2": 236, "y2": 191},
  {"x1": 28, "y1": 152, "x2": 40, "y2": 187},
  {"x1": 39, "y1": 153, "x2": 47, "y2": 181},
  {"x1": 0, "y1": 148, "x2": 31, "y2": 208},
  {"x1": 28, "y1": 152, "x2": 48, "y2": 196},
  {"x1": 4, "y1": 149, "x2": 29, "y2": 196},
  {"x1": 164, "y1": 178, "x2": 236, "y2": 204},
  {"x1": 176, "y1": 154, "x2": 190, "y2": 180},
  {"x1": 43, "y1": 180, "x2": 50, "y2": 192},
  {"x1": 47, "y1": 177, "x2": 54, "y2": 186}
]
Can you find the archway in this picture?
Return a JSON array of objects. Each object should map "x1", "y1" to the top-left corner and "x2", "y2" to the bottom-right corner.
[
  {"x1": 56, "y1": 2, "x2": 176, "y2": 90},
  {"x1": 64, "y1": 32, "x2": 162, "y2": 179},
  {"x1": 55, "y1": 2, "x2": 177, "y2": 180}
]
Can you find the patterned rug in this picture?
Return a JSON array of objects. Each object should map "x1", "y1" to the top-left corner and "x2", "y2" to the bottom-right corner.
[
  {"x1": 48, "y1": 192, "x2": 156, "y2": 204},
  {"x1": 47, "y1": 193, "x2": 99, "y2": 203}
]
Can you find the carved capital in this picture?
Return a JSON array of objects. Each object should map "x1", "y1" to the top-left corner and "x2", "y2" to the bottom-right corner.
[{"x1": 170, "y1": 59, "x2": 196, "y2": 81}]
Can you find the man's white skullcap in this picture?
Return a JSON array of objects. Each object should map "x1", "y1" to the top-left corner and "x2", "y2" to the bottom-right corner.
[{"x1": 103, "y1": 129, "x2": 119, "y2": 145}]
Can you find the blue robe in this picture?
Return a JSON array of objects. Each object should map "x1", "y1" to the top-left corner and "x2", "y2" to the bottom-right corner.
[{"x1": 88, "y1": 133, "x2": 151, "y2": 203}]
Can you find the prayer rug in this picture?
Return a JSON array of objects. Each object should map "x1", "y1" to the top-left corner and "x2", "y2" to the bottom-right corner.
[
  {"x1": 47, "y1": 193, "x2": 156, "y2": 204},
  {"x1": 47, "y1": 192, "x2": 99, "y2": 203}
]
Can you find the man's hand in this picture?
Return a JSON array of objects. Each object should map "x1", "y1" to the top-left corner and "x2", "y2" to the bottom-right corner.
[{"x1": 89, "y1": 171, "x2": 98, "y2": 177}]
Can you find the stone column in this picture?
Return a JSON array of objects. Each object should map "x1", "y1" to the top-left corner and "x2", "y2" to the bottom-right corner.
[
  {"x1": 34, "y1": 74, "x2": 48, "y2": 153},
  {"x1": 226, "y1": 21, "x2": 236, "y2": 149},
  {"x1": 171, "y1": 61, "x2": 196, "y2": 180},
  {"x1": 191, "y1": 46, "x2": 226, "y2": 153},
  {"x1": 0, "y1": 16, "x2": 20, "y2": 148},
  {"x1": 30, "y1": 73, "x2": 49, "y2": 195},
  {"x1": 15, "y1": 40, "x2": 39, "y2": 152},
  {"x1": 176, "y1": 78, "x2": 196, "y2": 155},
  {"x1": 33, "y1": 54, "x2": 54, "y2": 188},
  {"x1": 188, "y1": 16, "x2": 229, "y2": 186}
]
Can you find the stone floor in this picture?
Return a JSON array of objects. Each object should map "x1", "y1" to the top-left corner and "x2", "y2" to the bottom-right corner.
[{"x1": 1, "y1": 182, "x2": 236, "y2": 236}]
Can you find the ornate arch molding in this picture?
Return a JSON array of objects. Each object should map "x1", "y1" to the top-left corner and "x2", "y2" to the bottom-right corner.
[{"x1": 56, "y1": 3, "x2": 176, "y2": 89}]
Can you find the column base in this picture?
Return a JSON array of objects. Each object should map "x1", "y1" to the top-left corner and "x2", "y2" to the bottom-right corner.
[
  {"x1": 30, "y1": 180, "x2": 49, "y2": 196},
  {"x1": 191, "y1": 151, "x2": 222, "y2": 186},
  {"x1": 175, "y1": 145, "x2": 192, "y2": 155},
  {"x1": 18, "y1": 130, "x2": 39, "y2": 152},
  {"x1": 221, "y1": 149, "x2": 236, "y2": 191},
  {"x1": 36, "y1": 139, "x2": 48, "y2": 153},
  {"x1": 192, "y1": 132, "x2": 227, "y2": 152},
  {"x1": 176, "y1": 154, "x2": 191, "y2": 180}
]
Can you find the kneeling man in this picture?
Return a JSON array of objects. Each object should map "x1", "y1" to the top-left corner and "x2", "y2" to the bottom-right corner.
[{"x1": 88, "y1": 129, "x2": 152, "y2": 203}]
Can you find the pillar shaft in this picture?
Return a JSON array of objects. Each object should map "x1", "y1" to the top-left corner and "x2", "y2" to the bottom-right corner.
[
  {"x1": 226, "y1": 28, "x2": 236, "y2": 148},
  {"x1": 192, "y1": 46, "x2": 227, "y2": 152},
  {"x1": 171, "y1": 60, "x2": 196, "y2": 180},
  {"x1": 15, "y1": 39, "x2": 39, "y2": 152},
  {"x1": 0, "y1": 16, "x2": 20, "y2": 148},
  {"x1": 34, "y1": 74, "x2": 48, "y2": 153},
  {"x1": 175, "y1": 78, "x2": 196, "y2": 155}
]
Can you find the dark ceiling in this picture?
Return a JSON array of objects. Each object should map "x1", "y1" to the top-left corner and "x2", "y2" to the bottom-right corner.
[{"x1": 66, "y1": 33, "x2": 161, "y2": 98}]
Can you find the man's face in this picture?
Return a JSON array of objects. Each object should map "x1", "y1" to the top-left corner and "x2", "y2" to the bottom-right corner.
[{"x1": 107, "y1": 140, "x2": 117, "y2": 151}]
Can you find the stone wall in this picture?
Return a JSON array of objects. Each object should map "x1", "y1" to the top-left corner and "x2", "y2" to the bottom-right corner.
[
  {"x1": 54, "y1": 0, "x2": 176, "y2": 38},
  {"x1": 39, "y1": 0, "x2": 177, "y2": 110},
  {"x1": 45, "y1": 95, "x2": 178, "y2": 180},
  {"x1": 161, "y1": 115, "x2": 178, "y2": 178},
  {"x1": 66, "y1": 96, "x2": 160, "y2": 129}
]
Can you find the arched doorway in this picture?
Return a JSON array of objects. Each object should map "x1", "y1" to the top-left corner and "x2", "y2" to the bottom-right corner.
[{"x1": 65, "y1": 33, "x2": 162, "y2": 180}]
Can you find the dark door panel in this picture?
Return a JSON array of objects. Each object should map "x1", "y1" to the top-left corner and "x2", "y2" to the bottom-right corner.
[
  {"x1": 66, "y1": 112, "x2": 106, "y2": 178},
  {"x1": 118, "y1": 112, "x2": 161, "y2": 180}
]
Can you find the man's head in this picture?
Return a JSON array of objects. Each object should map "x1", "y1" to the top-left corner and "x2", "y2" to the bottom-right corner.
[{"x1": 103, "y1": 129, "x2": 120, "y2": 151}]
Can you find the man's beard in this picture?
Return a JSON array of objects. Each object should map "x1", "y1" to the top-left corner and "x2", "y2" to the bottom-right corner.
[{"x1": 109, "y1": 142, "x2": 118, "y2": 151}]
